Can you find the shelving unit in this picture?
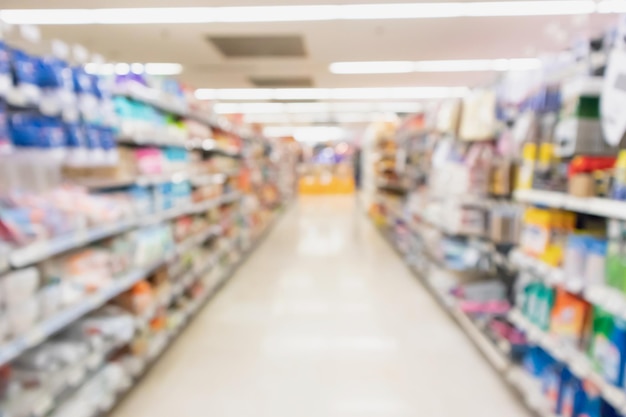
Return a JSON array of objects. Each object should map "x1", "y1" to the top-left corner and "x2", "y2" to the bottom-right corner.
[
  {"x1": 0, "y1": 23, "x2": 296, "y2": 417},
  {"x1": 514, "y1": 190, "x2": 626, "y2": 220},
  {"x1": 373, "y1": 221, "x2": 551, "y2": 416},
  {"x1": 509, "y1": 309, "x2": 626, "y2": 413},
  {"x1": 7, "y1": 192, "x2": 240, "y2": 269},
  {"x1": 2, "y1": 208, "x2": 283, "y2": 417}
]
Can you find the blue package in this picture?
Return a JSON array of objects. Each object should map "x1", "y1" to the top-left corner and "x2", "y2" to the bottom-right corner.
[
  {"x1": 128, "y1": 186, "x2": 153, "y2": 215},
  {"x1": 0, "y1": 102, "x2": 9, "y2": 146},
  {"x1": 607, "y1": 317, "x2": 626, "y2": 387},
  {"x1": 65, "y1": 124, "x2": 86, "y2": 149},
  {"x1": 9, "y1": 114, "x2": 66, "y2": 149},
  {"x1": 84, "y1": 125, "x2": 101, "y2": 150},
  {"x1": 524, "y1": 346, "x2": 557, "y2": 377},
  {"x1": 89, "y1": 74, "x2": 103, "y2": 98},
  {"x1": 0, "y1": 42, "x2": 10, "y2": 76},
  {"x1": 559, "y1": 371, "x2": 585, "y2": 417},
  {"x1": 542, "y1": 363, "x2": 564, "y2": 413},
  {"x1": 72, "y1": 66, "x2": 92, "y2": 94},
  {"x1": 11, "y1": 49, "x2": 39, "y2": 87},
  {"x1": 578, "y1": 380, "x2": 608, "y2": 417},
  {"x1": 38, "y1": 57, "x2": 66, "y2": 89},
  {"x1": 98, "y1": 127, "x2": 116, "y2": 151}
]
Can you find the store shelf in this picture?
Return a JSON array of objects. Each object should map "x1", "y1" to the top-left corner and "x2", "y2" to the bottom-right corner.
[
  {"x1": 190, "y1": 172, "x2": 231, "y2": 187},
  {"x1": 189, "y1": 138, "x2": 243, "y2": 158},
  {"x1": 514, "y1": 189, "x2": 626, "y2": 220},
  {"x1": 510, "y1": 250, "x2": 626, "y2": 321},
  {"x1": 6, "y1": 192, "x2": 240, "y2": 270},
  {"x1": 507, "y1": 366, "x2": 558, "y2": 417},
  {"x1": 0, "y1": 223, "x2": 229, "y2": 367},
  {"x1": 112, "y1": 83, "x2": 259, "y2": 144},
  {"x1": 116, "y1": 134, "x2": 188, "y2": 149},
  {"x1": 373, "y1": 219, "x2": 558, "y2": 417},
  {"x1": 376, "y1": 181, "x2": 408, "y2": 194},
  {"x1": 113, "y1": 83, "x2": 188, "y2": 118},
  {"x1": 100, "y1": 209, "x2": 283, "y2": 417},
  {"x1": 0, "y1": 258, "x2": 161, "y2": 367},
  {"x1": 9, "y1": 220, "x2": 136, "y2": 268},
  {"x1": 508, "y1": 309, "x2": 626, "y2": 413},
  {"x1": 76, "y1": 170, "x2": 191, "y2": 190}
]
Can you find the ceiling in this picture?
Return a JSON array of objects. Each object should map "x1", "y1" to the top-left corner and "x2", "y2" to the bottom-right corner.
[{"x1": 0, "y1": 1, "x2": 619, "y2": 90}]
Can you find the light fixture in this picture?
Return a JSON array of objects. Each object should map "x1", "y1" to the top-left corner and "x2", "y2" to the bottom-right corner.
[
  {"x1": 0, "y1": 1, "x2": 606, "y2": 25},
  {"x1": 597, "y1": 0, "x2": 626, "y2": 13},
  {"x1": 143, "y1": 63, "x2": 183, "y2": 75},
  {"x1": 196, "y1": 87, "x2": 469, "y2": 101},
  {"x1": 114, "y1": 63, "x2": 130, "y2": 75},
  {"x1": 130, "y1": 63, "x2": 145, "y2": 74},
  {"x1": 330, "y1": 58, "x2": 542, "y2": 74},
  {"x1": 214, "y1": 102, "x2": 422, "y2": 114},
  {"x1": 263, "y1": 126, "x2": 347, "y2": 142},
  {"x1": 329, "y1": 61, "x2": 415, "y2": 74},
  {"x1": 84, "y1": 62, "x2": 183, "y2": 75}
]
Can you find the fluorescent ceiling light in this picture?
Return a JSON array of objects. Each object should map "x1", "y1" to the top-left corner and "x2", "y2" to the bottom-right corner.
[
  {"x1": 597, "y1": 0, "x2": 626, "y2": 13},
  {"x1": 0, "y1": 1, "x2": 604, "y2": 25},
  {"x1": 247, "y1": 112, "x2": 391, "y2": 125},
  {"x1": 196, "y1": 87, "x2": 468, "y2": 101},
  {"x1": 214, "y1": 102, "x2": 422, "y2": 114},
  {"x1": 329, "y1": 61, "x2": 415, "y2": 74},
  {"x1": 263, "y1": 126, "x2": 347, "y2": 142},
  {"x1": 330, "y1": 58, "x2": 541, "y2": 74},
  {"x1": 84, "y1": 62, "x2": 183, "y2": 75},
  {"x1": 144, "y1": 63, "x2": 184, "y2": 75}
]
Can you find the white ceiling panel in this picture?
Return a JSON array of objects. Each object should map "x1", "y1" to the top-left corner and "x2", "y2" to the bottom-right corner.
[{"x1": 0, "y1": 1, "x2": 619, "y2": 90}]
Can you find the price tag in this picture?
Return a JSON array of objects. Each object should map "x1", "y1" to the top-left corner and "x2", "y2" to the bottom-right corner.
[
  {"x1": 27, "y1": 327, "x2": 46, "y2": 347},
  {"x1": 565, "y1": 278, "x2": 583, "y2": 294},
  {"x1": 91, "y1": 53, "x2": 105, "y2": 65},
  {"x1": 607, "y1": 293, "x2": 624, "y2": 314},
  {"x1": 86, "y1": 352, "x2": 103, "y2": 370},
  {"x1": 67, "y1": 365, "x2": 86, "y2": 386},
  {"x1": 72, "y1": 44, "x2": 89, "y2": 64},
  {"x1": 32, "y1": 394, "x2": 53, "y2": 417},
  {"x1": 602, "y1": 383, "x2": 626, "y2": 409},
  {"x1": 19, "y1": 24, "x2": 41, "y2": 43},
  {"x1": 570, "y1": 356, "x2": 589, "y2": 378},
  {"x1": 51, "y1": 39, "x2": 69, "y2": 60},
  {"x1": 0, "y1": 21, "x2": 12, "y2": 41}
]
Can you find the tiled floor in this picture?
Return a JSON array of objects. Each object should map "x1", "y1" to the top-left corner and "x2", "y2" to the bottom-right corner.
[{"x1": 112, "y1": 195, "x2": 530, "y2": 417}]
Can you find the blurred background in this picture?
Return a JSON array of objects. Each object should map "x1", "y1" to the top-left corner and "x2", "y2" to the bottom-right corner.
[{"x1": 1, "y1": 1, "x2": 626, "y2": 417}]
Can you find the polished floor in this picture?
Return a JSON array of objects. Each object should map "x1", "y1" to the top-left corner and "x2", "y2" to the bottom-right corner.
[{"x1": 112, "y1": 196, "x2": 530, "y2": 417}]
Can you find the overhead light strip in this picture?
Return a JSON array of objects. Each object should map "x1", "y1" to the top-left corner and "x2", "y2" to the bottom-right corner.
[
  {"x1": 0, "y1": 1, "x2": 611, "y2": 25},
  {"x1": 329, "y1": 58, "x2": 542, "y2": 74},
  {"x1": 214, "y1": 102, "x2": 423, "y2": 114},
  {"x1": 196, "y1": 87, "x2": 469, "y2": 101},
  {"x1": 84, "y1": 62, "x2": 183, "y2": 75}
]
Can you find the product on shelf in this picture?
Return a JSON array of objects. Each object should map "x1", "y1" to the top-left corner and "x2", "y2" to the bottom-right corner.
[{"x1": 361, "y1": 17, "x2": 626, "y2": 417}]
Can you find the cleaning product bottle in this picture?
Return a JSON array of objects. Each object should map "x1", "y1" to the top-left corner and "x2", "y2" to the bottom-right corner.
[{"x1": 612, "y1": 150, "x2": 626, "y2": 201}]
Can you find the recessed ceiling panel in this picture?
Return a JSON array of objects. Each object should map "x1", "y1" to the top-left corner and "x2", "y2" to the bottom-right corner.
[{"x1": 207, "y1": 35, "x2": 306, "y2": 58}]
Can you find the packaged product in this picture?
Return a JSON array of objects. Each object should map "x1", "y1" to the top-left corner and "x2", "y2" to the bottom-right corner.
[
  {"x1": 113, "y1": 281, "x2": 153, "y2": 315},
  {"x1": 1, "y1": 267, "x2": 39, "y2": 308},
  {"x1": 6, "y1": 298, "x2": 40, "y2": 336},
  {"x1": 549, "y1": 289, "x2": 591, "y2": 349}
]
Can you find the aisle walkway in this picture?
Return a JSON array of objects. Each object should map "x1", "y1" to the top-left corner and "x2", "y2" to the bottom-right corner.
[{"x1": 112, "y1": 196, "x2": 530, "y2": 417}]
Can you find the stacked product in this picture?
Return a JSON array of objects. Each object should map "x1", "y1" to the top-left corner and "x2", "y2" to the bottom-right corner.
[
  {"x1": 0, "y1": 21, "x2": 292, "y2": 417},
  {"x1": 366, "y1": 16, "x2": 626, "y2": 417}
]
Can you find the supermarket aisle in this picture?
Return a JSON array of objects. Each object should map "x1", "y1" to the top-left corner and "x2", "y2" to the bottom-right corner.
[{"x1": 112, "y1": 196, "x2": 530, "y2": 417}]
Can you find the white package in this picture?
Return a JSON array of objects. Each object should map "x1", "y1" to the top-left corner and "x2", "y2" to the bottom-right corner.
[
  {"x1": 459, "y1": 90, "x2": 497, "y2": 142},
  {"x1": 1, "y1": 267, "x2": 40, "y2": 308},
  {"x1": 6, "y1": 298, "x2": 40, "y2": 337}
]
